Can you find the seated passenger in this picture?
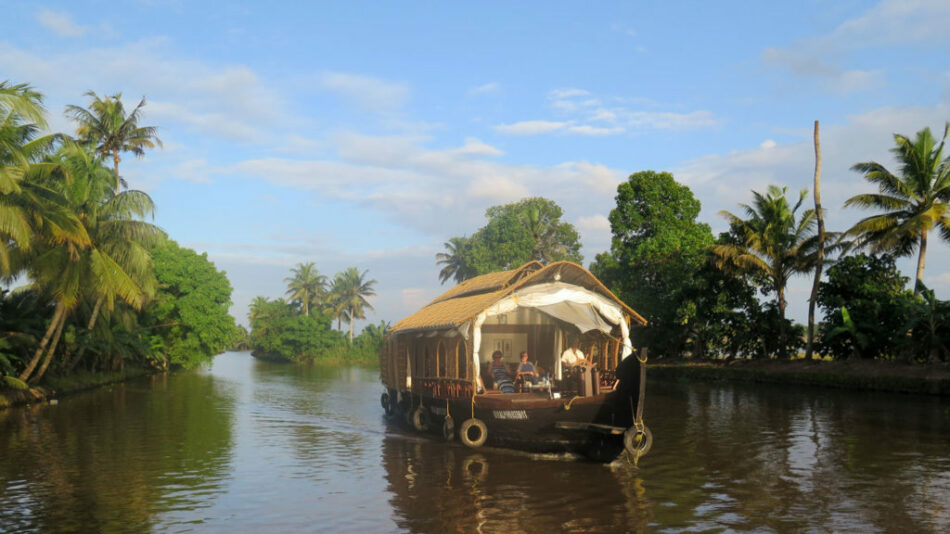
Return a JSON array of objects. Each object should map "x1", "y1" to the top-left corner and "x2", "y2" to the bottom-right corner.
[
  {"x1": 490, "y1": 351, "x2": 515, "y2": 394},
  {"x1": 516, "y1": 351, "x2": 540, "y2": 385}
]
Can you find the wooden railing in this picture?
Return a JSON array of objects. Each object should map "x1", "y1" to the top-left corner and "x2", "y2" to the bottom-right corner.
[{"x1": 411, "y1": 377, "x2": 475, "y2": 399}]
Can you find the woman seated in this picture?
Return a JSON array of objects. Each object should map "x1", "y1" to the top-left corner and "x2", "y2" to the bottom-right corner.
[{"x1": 490, "y1": 351, "x2": 515, "y2": 394}]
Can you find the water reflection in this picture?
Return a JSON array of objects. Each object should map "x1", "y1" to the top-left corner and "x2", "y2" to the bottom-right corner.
[
  {"x1": 0, "y1": 370, "x2": 235, "y2": 533},
  {"x1": 1, "y1": 353, "x2": 948, "y2": 533},
  {"x1": 381, "y1": 433, "x2": 653, "y2": 533}
]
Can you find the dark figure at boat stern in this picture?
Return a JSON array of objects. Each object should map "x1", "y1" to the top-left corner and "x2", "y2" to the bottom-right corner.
[{"x1": 491, "y1": 351, "x2": 516, "y2": 393}]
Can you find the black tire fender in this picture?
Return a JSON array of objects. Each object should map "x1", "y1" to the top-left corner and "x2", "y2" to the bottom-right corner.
[
  {"x1": 623, "y1": 425, "x2": 653, "y2": 457},
  {"x1": 459, "y1": 418, "x2": 488, "y2": 448},
  {"x1": 381, "y1": 392, "x2": 394, "y2": 416},
  {"x1": 411, "y1": 406, "x2": 430, "y2": 432}
]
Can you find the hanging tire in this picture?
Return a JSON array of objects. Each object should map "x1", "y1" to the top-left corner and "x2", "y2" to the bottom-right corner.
[
  {"x1": 623, "y1": 425, "x2": 653, "y2": 457},
  {"x1": 459, "y1": 418, "x2": 488, "y2": 448},
  {"x1": 412, "y1": 406, "x2": 431, "y2": 432},
  {"x1": 381, "y1": 392, "x2": 395, "y2": 416},
  {"x1": 442, "y1": 416, "x2": 455, "y2": 441}
]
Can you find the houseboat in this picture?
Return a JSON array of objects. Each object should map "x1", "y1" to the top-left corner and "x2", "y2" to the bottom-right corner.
[{"x1": 378, "y1": 261, "x2": 652, "y2": 462}]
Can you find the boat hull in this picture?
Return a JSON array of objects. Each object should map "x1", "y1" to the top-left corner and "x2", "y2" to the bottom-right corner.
[{"x1": 388, "y1": 389, "x2": 634, "y2": 462}]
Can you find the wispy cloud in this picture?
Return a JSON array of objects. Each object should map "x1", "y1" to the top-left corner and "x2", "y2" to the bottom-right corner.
[
  {"x1": 762, "y1": 0, "x2": 950, "y2": 94},
  {"x1": 37, "y1": 9, "x2": 88, "y2": 37},
  {"x1": 316, "y1": 71, "x2": 409, "y2": 112},
  {"x1": 495, "y1": 120, "x2": 571, "y2": 136},
  {"x1": 469, "y1": 82, "x2": 500, "y2": 95}
]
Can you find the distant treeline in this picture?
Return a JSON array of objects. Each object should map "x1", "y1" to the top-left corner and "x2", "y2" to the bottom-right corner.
[
  {"x1": 1, "y1": 81, "x2": 238, "y2": 391},
  {"x1": 241, "y1": 264, "x2": 387, "y2": 364},
  {"x1": 436, "y1": 125, "x2": 950, "y2": 363}
]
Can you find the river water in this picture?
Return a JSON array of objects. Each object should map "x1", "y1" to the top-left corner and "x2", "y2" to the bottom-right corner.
[{"x1": 1, "y1": 351, "x2": 948, "y2": 533}]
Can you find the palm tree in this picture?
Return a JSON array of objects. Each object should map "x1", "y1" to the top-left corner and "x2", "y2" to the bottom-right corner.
[
  {"x1": 1, "y1": 81, "x2": 87, "y2": 275},
  {"x1": 333, "y1": 267, "x2": 377, "y2": 344},
  {"x1": 18, "y1": 144, "x2": 161, "y2": 383},
  {"x1": 284, "y1": 262, "x2": 327, "y2": 316},
  {"x1": 248, "y1": 296, "x2": 271, "y2": 325},
  {"x1": 844, "y1": 123, "x2": 950, "y2": 295},
  {"x1": 710, "y1": 185, "x2": 820, "y2": 359},
  {"x1": 436, "y1": 236, "x2": 474, "y2": 285},
  {"x1": 65, "y1": 91, "x2": 162, "y2": 189}
]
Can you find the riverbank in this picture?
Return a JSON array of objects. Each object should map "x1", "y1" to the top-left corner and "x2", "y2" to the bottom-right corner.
[
  {"x1": 649, "y1": 358, "x2": 950, "y2": 395},
  {"x1": 0, "y1": 366, "x2": 158, "y2": 410}
]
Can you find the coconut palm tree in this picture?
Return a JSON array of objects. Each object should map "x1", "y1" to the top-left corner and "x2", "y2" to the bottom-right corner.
[
  {"x1": 65, "y1": 91, "x2": 162, "y2": 189},
  {"x1": 333, "y1": 267, "x2": 377, "y2": 344},
  {"x1": 710, "y1": 185, "x2": 820, "y2": 359},
  {"x1": 18, "y1": 144, "x2": 161, "y2": 383},
  {"x1": 284, "y1": 262, "x2": 327, "y2": 316},
  {"x1": 248, "y1": 296, "x2": 271, "y2": 325},
  {"x1": 436, "y1": 236, "x2": 475, "y2": 285},
  {"x1": 844, "y1": 124, "x2": 950, "y2": 295},
  {"x1": 1, "y1": 81, "x2": 87, "y2": 275}
]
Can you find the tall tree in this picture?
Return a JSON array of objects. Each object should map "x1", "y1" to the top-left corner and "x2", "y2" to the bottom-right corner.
[
  {"x1": 806, "y1": 120, "x2": 826, "y2": 361},
  {"x1": 710, "y1": 185, "x2": 820, "y2": 359},
  {"x1": 844, "y1": 124, "x2": 950, "y2": 295},
  {"x1": 591, "y1": 171, "x2": 715, "y2": 356},
  {"x1": 333, "y1": 267, "x2": 377, "y2": 344},
  {"x1": 19, "y1": 144, "x2": 161, "y2": 382},
  {"x1": 65, "y1": 91, "x2": 162, "y2": 189},
  {"x1": 435, "y1": 236, "x2": 475, "y2": 285},
  {"x1": 284, "y1": 262, "x2": 327, "y2": 316}
]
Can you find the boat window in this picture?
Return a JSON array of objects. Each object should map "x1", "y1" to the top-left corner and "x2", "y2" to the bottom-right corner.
[
  {"x1": 456, "y1": 338, "x2": 467, "y2": 379},
  {"x1": 424, "y1": 345, "x2": 432, "y2": 377},
  {"x1": 436, "y1": 341, "x2": 446, "y2": 378}
]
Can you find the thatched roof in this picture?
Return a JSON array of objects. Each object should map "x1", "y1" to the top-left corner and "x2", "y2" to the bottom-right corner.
[{"x1": 389, "y1": 261, "x2": 646, "y2": 334}]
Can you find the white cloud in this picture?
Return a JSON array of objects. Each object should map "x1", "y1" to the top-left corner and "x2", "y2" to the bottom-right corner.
[
  {"x1": 0, "y1": 40, "x2": 293, "y2": 143},
  {"x1": 760, "y1": 139, "x2": 777, "y2": 149},
  {"x1": 469, "y1": 82, "x2": 500, "y2": 95},
  {"x1": 762, "y1": 0, "x2": 950, "y2": 94},
  {"x1": 566, "y1": 125, "x2": 626, "y2": 136},
  {"x1": 449, "y1": 137, "x2": 503, "y2": 157},
  {"x1": 316, "y1": 71, "x2": 409, "y2": 111},
  {"x1": 37, "y1": 9, "x2": 87, "y2": 37},
  {"x1": 549, "y1": 88, "x2": 591, "y2": 100},
  {"x1": 495, "y1": 120, "x2": 569, "y2": 135}
]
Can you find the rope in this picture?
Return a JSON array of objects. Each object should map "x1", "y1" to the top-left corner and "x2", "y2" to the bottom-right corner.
[{"x1": 564, "y1": 395, "x2": 579, "y2": 411}]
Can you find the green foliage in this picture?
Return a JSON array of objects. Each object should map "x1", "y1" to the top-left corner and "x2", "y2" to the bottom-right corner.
[
  {"x1": 248, "y1": 298, "x2": 345, "y2": 362},
  {"x1": 900, "y1": 286, "x2": 950, "y2": 362},
  {"x1": 142, "y1": 239, "x2": 238, "y2": 368},
  {"x1": 817, "y1": 254, "x2": 915, "y2": 360},
  {"x1": 591, "y1": 171, "x2": 717, "y2": 357},
  {"x1": 439, "y1": 197, "x2": 583, "y2": 281}
]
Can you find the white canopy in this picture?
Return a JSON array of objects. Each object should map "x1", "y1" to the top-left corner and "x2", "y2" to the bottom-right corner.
[{"x1": 470, "y1": 282, "x2": 633, "y2": 379}]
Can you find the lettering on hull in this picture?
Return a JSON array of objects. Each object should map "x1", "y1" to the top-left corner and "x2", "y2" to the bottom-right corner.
[{"x1": 492, "y1": 410, "x2": 528, "y2": 420}]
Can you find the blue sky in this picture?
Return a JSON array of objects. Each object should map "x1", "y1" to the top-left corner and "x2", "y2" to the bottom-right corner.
[{"x1": 3, "y1": 1, "x2": 950, "y2": 329}]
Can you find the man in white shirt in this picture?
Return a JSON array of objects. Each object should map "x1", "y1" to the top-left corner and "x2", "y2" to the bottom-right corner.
[{"x1": 560, "y1": 338, "x2": 590, "y2": 368}]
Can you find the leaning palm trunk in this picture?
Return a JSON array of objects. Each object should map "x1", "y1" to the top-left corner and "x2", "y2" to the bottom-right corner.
[
  {"x1": 915, "y1": 229, "x2": 927, "y2": 296},
  {"x1": 19, "y1": 302, "x2": 67, "y2": 382},
  {"x1": 31, "y1": 310, "x2": 68, "y2": 384},
  {"x1": 778, "y1": 286, "x2": 788, "y2": 360},
  {"x1": 65, "y1": 295, "x2": 104, "y2": 371},
  {"x1": 806, "y1": 120, "x2": 825, "y2": 361}
]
